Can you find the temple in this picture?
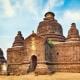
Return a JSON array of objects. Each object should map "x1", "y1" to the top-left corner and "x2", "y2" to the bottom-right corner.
[
  {"x1": 6, "y1": 12, "x2": 80, "y2": 75},
  {"x1": 0, "y1": 48, "x2": 6, "y2": 75}
]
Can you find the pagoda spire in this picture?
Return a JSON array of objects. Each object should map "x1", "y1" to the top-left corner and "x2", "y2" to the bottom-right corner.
[
  {"x1": 67, "y1": 23, "x2": 80, "y2": 41},
  {"x1": 12, "y1": 31, "x2": 24, "y2": 47}
]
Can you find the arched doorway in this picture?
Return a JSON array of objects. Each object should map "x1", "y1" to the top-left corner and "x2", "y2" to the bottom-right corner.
[
  {"x1": 31, "y1": 55, "x2": 37, "y2": 71},
  {"x1": 27, "y1": 55, "x2": 37, "y2": 73}
]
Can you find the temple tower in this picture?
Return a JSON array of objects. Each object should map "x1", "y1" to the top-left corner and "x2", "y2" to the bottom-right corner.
[
  {"x1": 7, "y1": 31, "x2": 24, "y2": 75},
  {"x1": 67, "y1": 23, "x2": 80, "y2": 41},
  {"x1": 37, "y1": 12, "x2": 65, "y2": 42}
]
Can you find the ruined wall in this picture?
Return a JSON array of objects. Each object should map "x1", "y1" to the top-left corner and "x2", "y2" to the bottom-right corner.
[
  {"x1": 7, "y1": 47, "x2": 25, "y2": 75},
  {"x1": 7, "y1": 47, "x2": 24, "y2": 64},
  {"x1": 51, "y1": 42, "x2": 80, "y2": 72}
]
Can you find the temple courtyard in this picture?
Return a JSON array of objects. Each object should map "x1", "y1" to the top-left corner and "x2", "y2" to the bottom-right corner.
[{"x1": 0, "y1": 72, "x2": 80, "y2": 80}]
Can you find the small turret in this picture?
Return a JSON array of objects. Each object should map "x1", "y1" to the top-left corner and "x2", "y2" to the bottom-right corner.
[
  {"x1": 12, "y1": 31, "x2": 24, "y2": 47},
  {"x1": 67, "y1": 23, "x2": 80, "y2": 41}
]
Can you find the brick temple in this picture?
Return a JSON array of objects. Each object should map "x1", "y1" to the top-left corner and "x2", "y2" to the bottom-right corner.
[{"x1": 1, "y1": 12, "x2": 80, "y2": 75}]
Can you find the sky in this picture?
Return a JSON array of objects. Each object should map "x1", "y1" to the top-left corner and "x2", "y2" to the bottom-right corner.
[{"x1": 0, "y1": 0, "x2": 80, "y2": 59}]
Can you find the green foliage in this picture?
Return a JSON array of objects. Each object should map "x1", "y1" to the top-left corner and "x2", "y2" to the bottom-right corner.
[{"x1": 48, "y1": 40, "x2": 53, "y2": 47}]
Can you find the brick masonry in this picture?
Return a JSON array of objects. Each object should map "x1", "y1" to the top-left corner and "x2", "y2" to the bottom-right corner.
[{"x1": 7, "y1": 12, "x2": 80, "y2": 75}]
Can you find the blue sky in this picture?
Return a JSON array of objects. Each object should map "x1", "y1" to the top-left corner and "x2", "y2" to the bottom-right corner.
[{"x1": 0, "y1": 0, "x2": 80, "y2": 58}]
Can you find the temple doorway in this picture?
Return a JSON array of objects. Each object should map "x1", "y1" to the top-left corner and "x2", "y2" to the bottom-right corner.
[{"x1": 27, "y1": 55, "x2": 37, "y2": 73}]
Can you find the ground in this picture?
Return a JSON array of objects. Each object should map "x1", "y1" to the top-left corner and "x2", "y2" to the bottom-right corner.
[{"x1": 0, "y1": 72, "x2": 80, "y2": 80}]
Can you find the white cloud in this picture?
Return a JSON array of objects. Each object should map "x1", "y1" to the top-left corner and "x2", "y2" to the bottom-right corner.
[
  {"x1": 42, "y1": 0, "x2": 64, "y2": 15},
  {"x1": 24, "y1": 0, "x2": 38, "y2": 16},
  {"x1": 2, "y1": 0, "x2": 15, "y2": 17},
  {"x1": 63, "y1": 10, "x2": 80, "y2": 23},
  {"x1": 1, "y1": 0, "x2": 38, "y2": 17},
  {"x1": 0, "y1": 0, "x2": 64, "y2": 18}
]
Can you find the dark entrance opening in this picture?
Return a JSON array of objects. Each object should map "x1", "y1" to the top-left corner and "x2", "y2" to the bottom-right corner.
[{"x1": 27, "y1": 55, "x2": 37, "y2": 73}]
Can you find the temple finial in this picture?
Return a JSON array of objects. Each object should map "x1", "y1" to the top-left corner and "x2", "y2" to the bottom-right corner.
[
  {"x1": 17, "y1": 31, "x2": 22, "y2": 36},
  {"x1": 32, "y1": 30, "x2": 34, "y2": 34},
  {"x1": 71, "y1": 23, "x2": 76, "y2": 27}
]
